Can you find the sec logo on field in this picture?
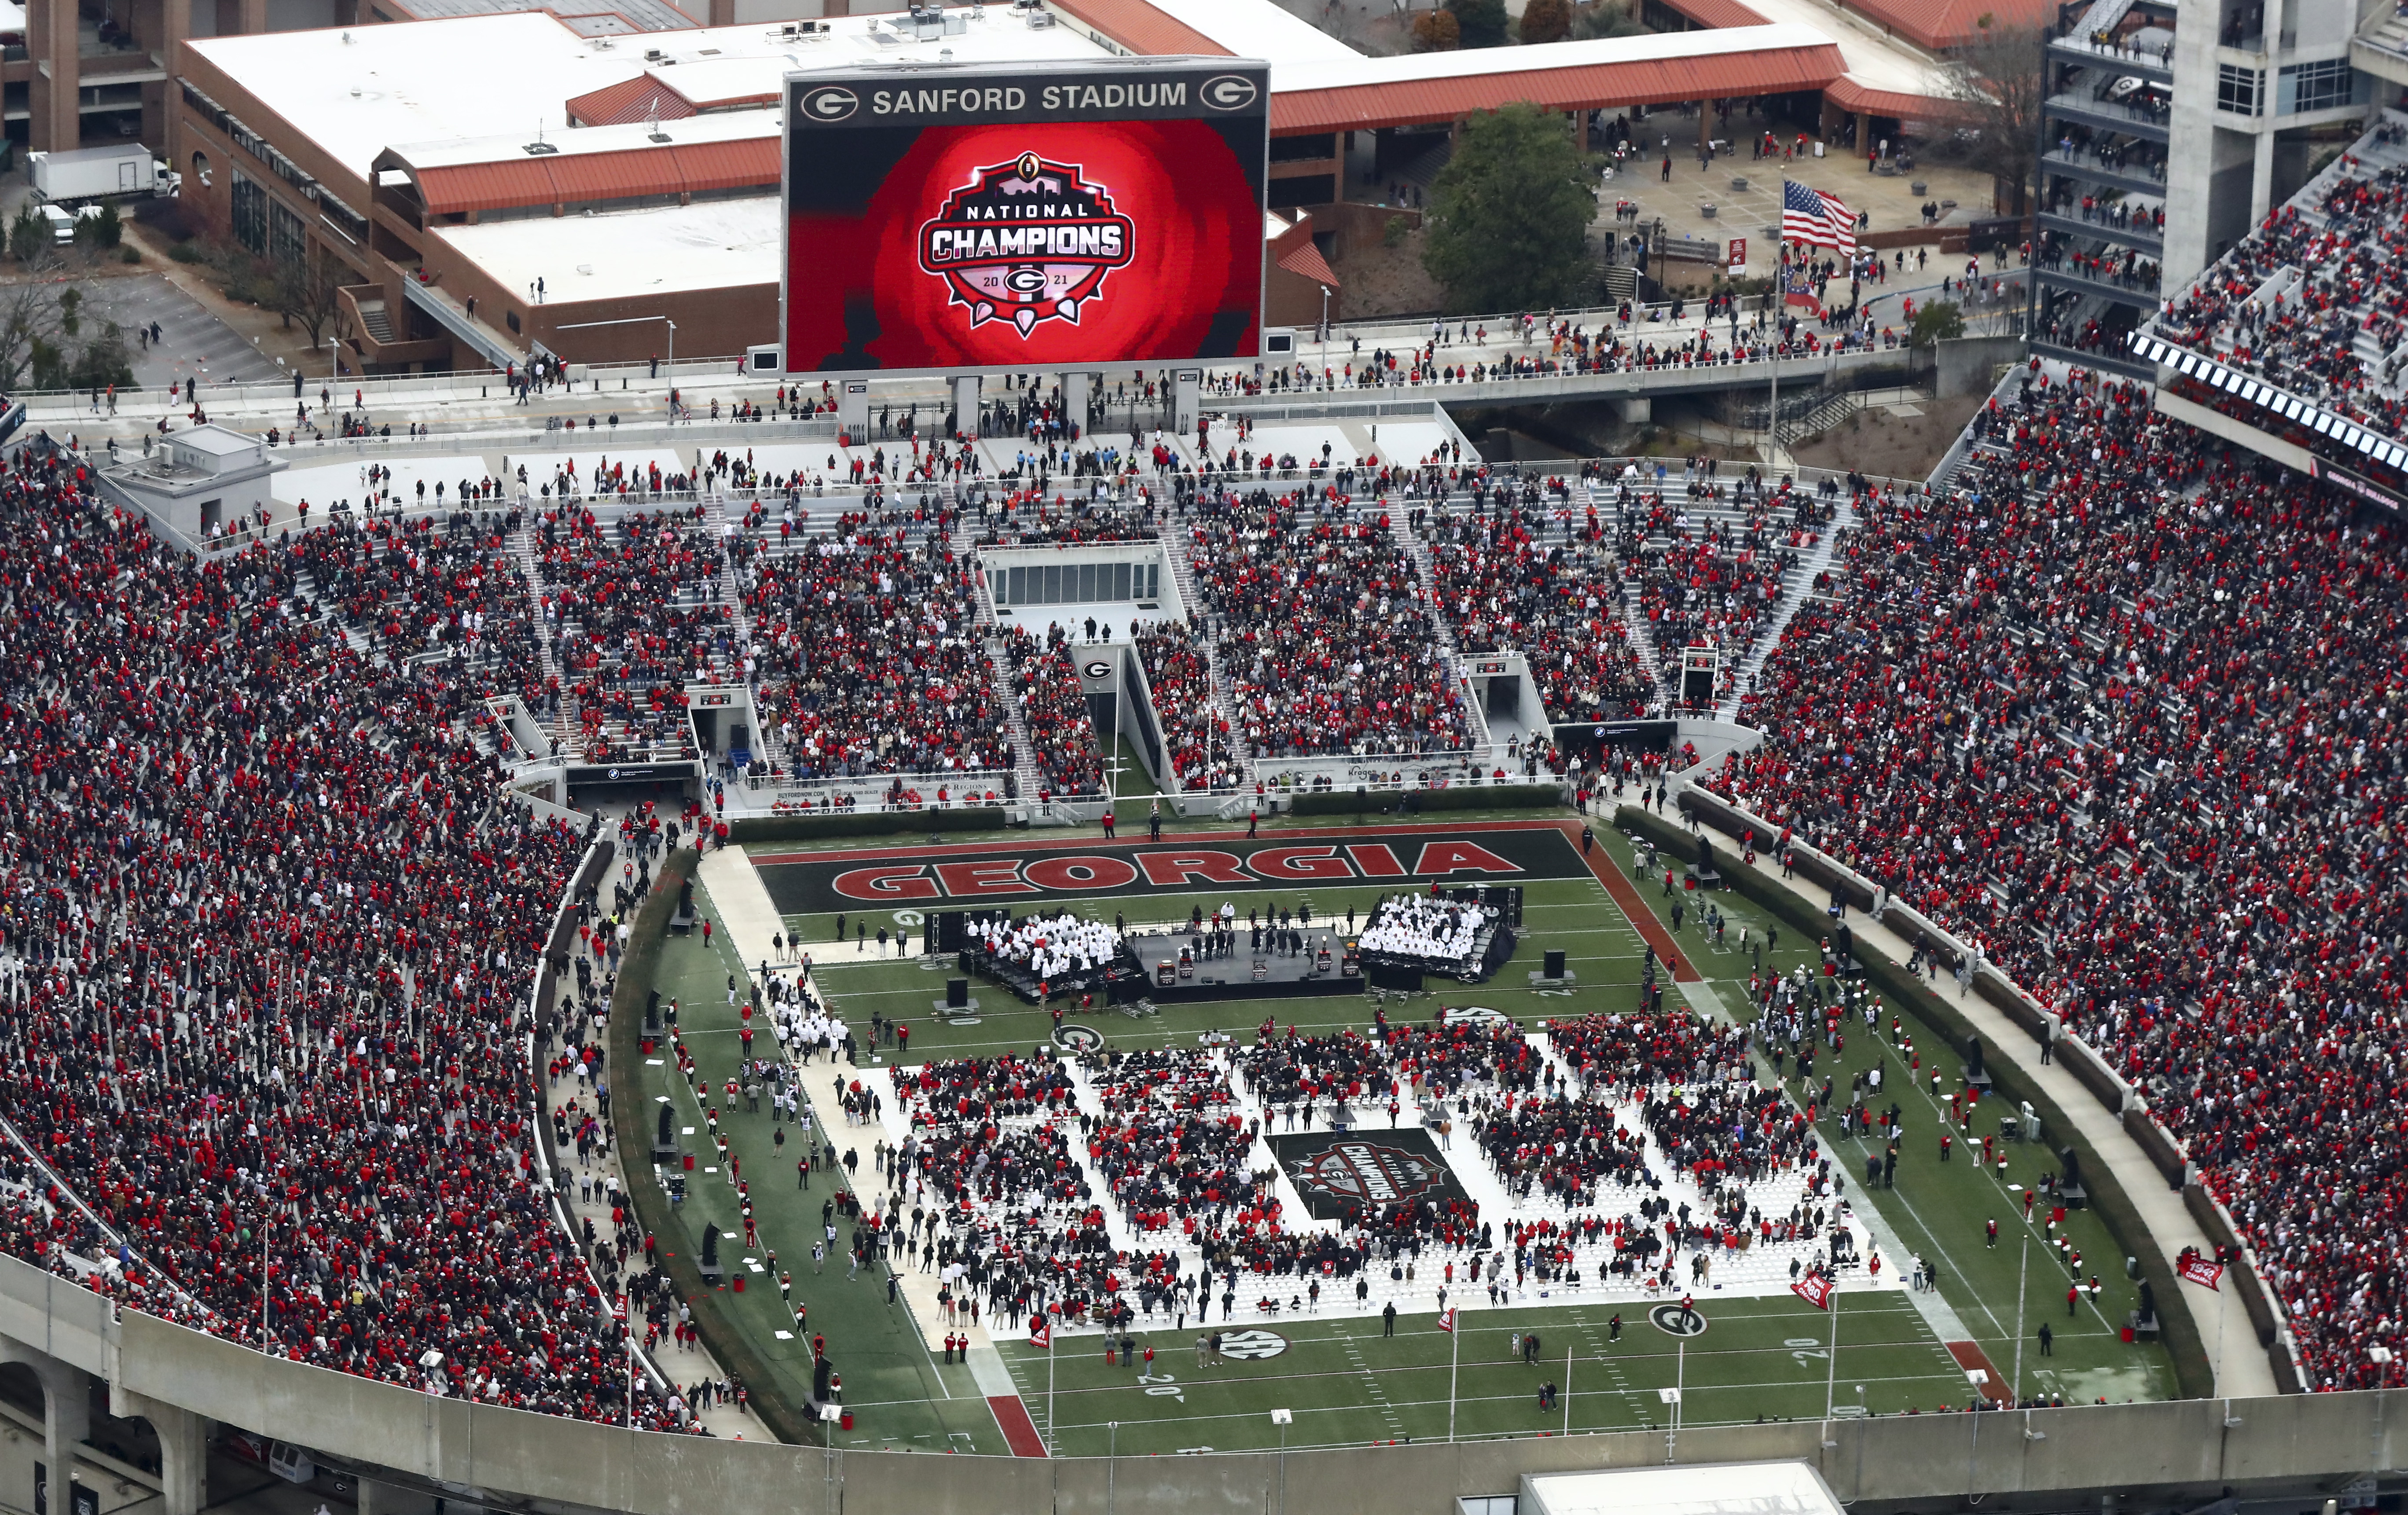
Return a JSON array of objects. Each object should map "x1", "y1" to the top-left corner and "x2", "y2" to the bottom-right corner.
[{"x1": 1217, "y1": 1329, "x2": 1287, "y2": 1359}]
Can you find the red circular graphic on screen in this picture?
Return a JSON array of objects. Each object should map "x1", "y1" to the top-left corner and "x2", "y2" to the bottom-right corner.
[{"x1": 835, "y1": 119, "x2": 1257, "y2": 369}]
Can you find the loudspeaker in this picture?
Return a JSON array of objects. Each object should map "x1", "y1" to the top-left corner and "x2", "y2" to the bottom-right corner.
[
  {"x1": 1543, "y1": 949, "x2": 1567, "y2": 980},
  {"x1": 945, "y1": 977, "x2": 970, "y2": 1009},
  {"x1": 1487, "y1": 885, "x2": 1525, "y2": 927},
  {"x1": 934, "y1": 910, "x2": 967, "y2": 953}
]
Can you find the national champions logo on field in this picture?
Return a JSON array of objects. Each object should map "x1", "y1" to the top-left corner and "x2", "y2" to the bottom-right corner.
[
  {"x1": 1285, "y1": 1140, "x2": 1447, "y2": 1208},
  {"x1": 917, "y1": 151, "x2": 1136, "y2": 338}
]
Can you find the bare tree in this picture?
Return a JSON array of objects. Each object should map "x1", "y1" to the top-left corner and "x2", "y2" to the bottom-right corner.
[
  {"x1": 275, "y1": 249, "x2": 349, "y2": 354},
  {"x1": 0, "y1": 280, "x2": 61, "y2": 392},
  {"x1": 1947, "y1": 20, "x2": 2048, "y2": 216}
]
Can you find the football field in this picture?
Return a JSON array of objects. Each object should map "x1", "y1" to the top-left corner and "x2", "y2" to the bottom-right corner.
[{"x1": 618, "y1": 811, "x2": 2177, "y2": 1456}]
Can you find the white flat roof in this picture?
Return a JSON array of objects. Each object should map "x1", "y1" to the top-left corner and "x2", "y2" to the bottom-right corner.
[
  {"x1": 191, "y1": 13, "x2": 606, "y2": 178},
  {"x1": 194, "y1": 9, "x2": 1116, "y2": 179},
  {"x1": 432, "y1": 195, "x2": 780, "y2": 301},
  {"x1": 1272, "y1": 22, "x2": 1836, "y2": 91},
  {"x1": 1145, "y1": 0, "x2": 1358, "y2": 62},
  {"x1": 1522, "y1": 1462, "x2": 1846, "y2": 1515},
  {"x1": 1727, "y1": 0, "x2": 1954, "y2": 98}
]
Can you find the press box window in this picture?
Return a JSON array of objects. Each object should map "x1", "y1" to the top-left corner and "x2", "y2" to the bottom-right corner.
[
  {"x1": 2278, "y1": 58, "x2": 2355, "y2": 114},
  {"x1": 2217, "y1": 63, "x2": 2261, "y2": 116}
]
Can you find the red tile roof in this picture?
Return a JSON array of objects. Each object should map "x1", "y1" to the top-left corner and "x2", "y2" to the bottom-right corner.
[
  {"x1": 1276, "y1": 238, "x2": 1340, "y2": 289},
  {"x1": 1825, "y1": 75, "x2": 1979, "y2": 120},
  {"x1": 565, "y1": 74, "x2": 699, "y2": 128},
  {"x1": 409, "y1": 136, "x2": 780, "y2": 215},
  {"x1": 1651, "y1": 0, "x2": 1777, "y2": 29},
  {"x1": 1269, "y1": 45, "x2": 1849, "y2": 133},
  {"x1": 1835, "y1": 0, "x2": 2054, "y2": 51}
]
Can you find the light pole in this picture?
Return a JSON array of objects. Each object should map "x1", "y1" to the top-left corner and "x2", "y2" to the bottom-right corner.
[{"x1": 1270, "y1": 1408, "x2": 1292, "y2": 1515}]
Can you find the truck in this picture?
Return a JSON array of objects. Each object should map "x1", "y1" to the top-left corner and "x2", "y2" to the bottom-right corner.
[{"x1": 28, "y1": 143, "x2": 173, "y2": 205}]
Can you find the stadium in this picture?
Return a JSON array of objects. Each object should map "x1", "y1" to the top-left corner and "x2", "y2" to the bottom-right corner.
[{"x1": 3, "y1": 0, "x2": 2408, "y2": 1505}]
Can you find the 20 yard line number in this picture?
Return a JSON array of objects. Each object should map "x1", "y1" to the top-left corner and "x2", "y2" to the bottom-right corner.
[{"x1": 1138, "y1": 1372, "x2": 1183, "y2": 1402}]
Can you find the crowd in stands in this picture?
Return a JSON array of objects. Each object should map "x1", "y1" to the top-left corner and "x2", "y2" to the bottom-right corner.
[
  {"x1": 289, "y1": 510, "x2": 549, "y2": 718},
  {"x1": 974, "y1": 494, "x2": 1155, "y2": 547},
  {"x1": 1709, "y1": 363, "x2": 2408, "y2": 1389},
  {"x1": 2152, "y1": 118, "x2": 2408, "y2": 434},
  {"x1": 1000, "y1": 625, "x2": 1107, "y2": 796},
  {"x1": 1422, "y1": 502, "x2": 1656, "y2": 721},
  {"x1": 1182, "y1": 491, "x2": 1472, "y2": 757},
  {"x1": 533, "y1": 505, "x2": 739, "y2": 693},
  {"x1": 747, "y1": 516, "x2": 1012, "y2": 784},
  {"x1": 1608, "y1": 470, "x2": 1815, "y2": 675},
  {"x1": 1132, "y1": 618, "x2": 1241, "y2": 791},
  {"x1": 0, "y1": 451, "x2": 693, "y2": 1429}
]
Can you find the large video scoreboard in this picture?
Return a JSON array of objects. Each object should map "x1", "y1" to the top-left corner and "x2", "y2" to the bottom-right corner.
[{"x1": 782, "y1": 57, "x2": 1270, "y2": 375}]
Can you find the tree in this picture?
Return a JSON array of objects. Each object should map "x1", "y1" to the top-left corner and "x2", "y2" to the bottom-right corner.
[
  {"x1": 1445, "y1": 0, "x2": 1507, "y2": 47},
  {"x1": 9, "y1": 205, "x2": 51, "y2": 266},
  {"x1": 0, "y1": 282, "x2": 59, "y2": 390},
  {"x1": 1911, "y1": 300, "x2": 1966, "y2": 348},
  {"x1": 275, "y1": 249, "x2": 348, "y2": 352},
  {"x1": 1947, "y1": 18, "x2": 2046, "y2": 215},
  {"x1": 1421, "y1": 103, "x2": 1598, "y2": 314},
  {"x1": 73, "y1": 202, "x2": 121, "y2": 251},
  {"x1": 1520, "y1": 0, "x2": 1571, "y2": 42},
  {"x1": 1571, "y1": 0, "x2": 1651, "y2": 38},
  {"x1": 1410, "y1": 9, "x2": 1460, "y2": 48}
]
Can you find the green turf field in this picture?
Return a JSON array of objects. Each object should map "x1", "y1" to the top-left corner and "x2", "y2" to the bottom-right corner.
[{"x1": 616, "y1": 809, "x2": 2174, "y2": 1456}]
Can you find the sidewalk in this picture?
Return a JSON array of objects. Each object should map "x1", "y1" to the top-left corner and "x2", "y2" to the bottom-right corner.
[{"x1": 1648, "y1": 790, "x2": 2279, "y2": 1399}]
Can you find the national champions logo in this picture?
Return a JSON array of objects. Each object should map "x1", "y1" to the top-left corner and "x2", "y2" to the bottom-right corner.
[
  {"x1": 917, "y1": 151, "x2": 1135, "y2": 338},
  {"x1": 1285, "y1": 1141, "x2": 1447, "y2": 1208}
]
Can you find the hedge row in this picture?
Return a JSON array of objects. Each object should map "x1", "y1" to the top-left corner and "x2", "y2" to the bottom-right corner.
[
  {"x1": 1620, "y1": 806, "x2": 2217, "y2": 1402},
  {"x1": 726, "y1": 806, "x2": 1012, "y2": 844},
  {"x1": 606, "y1": 846, "x2": 822, "y2": 1445},
  {"x1": 1288, "y1": 782, "x2": 1565, "y2": 816}
]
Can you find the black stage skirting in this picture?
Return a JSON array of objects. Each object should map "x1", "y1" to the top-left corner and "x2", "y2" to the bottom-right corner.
[{"x1": 1126, "y1": 929, "x2": 1364, "y2": 1002}]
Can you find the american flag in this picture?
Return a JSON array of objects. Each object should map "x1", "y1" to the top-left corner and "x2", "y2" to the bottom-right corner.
[{"x1": 1781, "y1": 180, "x2": 1857, "y2": 255}]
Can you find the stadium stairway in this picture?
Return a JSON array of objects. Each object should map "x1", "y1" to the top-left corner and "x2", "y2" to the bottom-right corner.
[
  {"x1": 1586, "y1": 485, "x2": 1677, "y2": 707},
  {"x1": 1718, "y1": 487, "x2": 1856, "y2": 721},
  {"x1": 1153, "y1": 521, "x2": 1255, "y2": 781},
  {"x1": 704, "y1": 496, "x2": 775, "y2": 768},
  {"x1": 508, "y1": 521, "x2": 579, "y2": 761},
  {"x1": 980, "y1": 632, "x2": 1048, "y2": 803},
  {"x1": 1393, "y1": 525, "x2": 1499, "y2": 759}
]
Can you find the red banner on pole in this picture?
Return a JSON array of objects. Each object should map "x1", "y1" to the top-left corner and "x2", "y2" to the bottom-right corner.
[
  {"x1": 1792, "y1": 1273, "x2": 1835, "y2": 1310},
  {"x1": 2179, "y1": 1257, "x2": 2225, "y2": 1291}
]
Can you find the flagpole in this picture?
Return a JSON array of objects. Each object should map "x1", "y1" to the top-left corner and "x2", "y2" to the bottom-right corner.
[
  {"x1": 1564, "y1": 1342, "x2": 1573, "y2": 1438},
  {"x1": 1824, "y1": 1280, "x2": 1839, "y2": 1420},
  {"x1": 1048, "y1": 1318, "x2": 1057, "y2": 1456}
]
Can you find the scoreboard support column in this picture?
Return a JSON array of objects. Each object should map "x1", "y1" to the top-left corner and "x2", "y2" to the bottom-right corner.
[
  {"x1": 1063, "y1": 370, "x2": 1096, "y2": 438},
  {"x1": 951, "y1": 373, "x2": 982, "y2": 440},
  {"x1": 1172, "y1": 368, "x2": 1201, "y2": 435},
  {"x1": 837, "y1": 380, "x2": 869, "y2": 442}
]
